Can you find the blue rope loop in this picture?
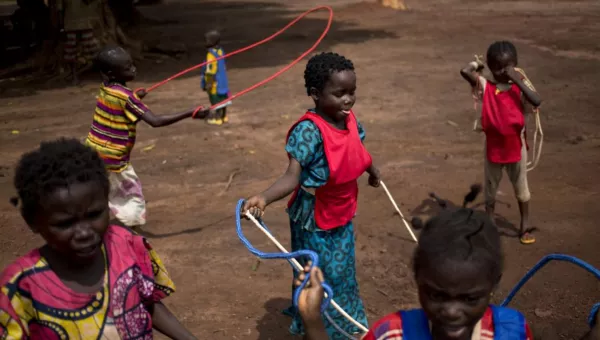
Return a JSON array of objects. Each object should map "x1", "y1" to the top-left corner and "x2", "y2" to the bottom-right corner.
[
  {"x1": 500, "y1": 254, "x2": 600, "y2": 327},
  {"x1": 235, "y1": 199, "x2": 333, "y2": 313}
]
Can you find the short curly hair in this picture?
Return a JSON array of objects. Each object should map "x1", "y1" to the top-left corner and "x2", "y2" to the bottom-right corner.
[
  {"x1": 411, "y1": 185, "x2": 503, "y2": 283},
  {"x1": 13, "y1": 138, "x2": 109, "y2": 225},
  {"x1": 304, "y1": 52, "x2": 355, "y2": 96},
  {"x1": 95, "y1": 45, "x2": 129, "y2": 76},
  {"x1": 487, "y1": 40, "x2": 518, "y2": 67}
]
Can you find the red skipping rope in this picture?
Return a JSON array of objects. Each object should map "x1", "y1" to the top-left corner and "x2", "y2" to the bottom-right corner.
[{"x1": 139, "y1": 6, "x2": 334, "y2": 117}]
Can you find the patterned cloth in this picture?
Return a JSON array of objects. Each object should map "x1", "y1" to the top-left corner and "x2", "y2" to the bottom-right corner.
[
  {"x1": 283, "y1": 113, "x2": 367, "y2": 339},
  {"x1": 85, "y1": 82, "x2": 150, "y2": 173},
  {"x1": 364, "y1": 307, "x2": 534, "y2": 340},
  {"x1": 0, "y1": 225, "x2": 175, "y2": 339},
  {"x1": 64, "y1": 29, "x2": 99, "y2": 62},
  {"x1": 109, "y1": 164, "x2": 147, "y2": 227}
]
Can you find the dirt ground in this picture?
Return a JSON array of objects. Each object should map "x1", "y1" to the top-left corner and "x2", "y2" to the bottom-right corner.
[{"x1": 1, "y1": 0, "x2": 600, "y2": 338}]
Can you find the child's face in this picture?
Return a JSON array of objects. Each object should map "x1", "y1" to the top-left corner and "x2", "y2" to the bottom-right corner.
[
  {"x1": 488, "y1": 54, "x2": 515, "y2": 84},
  {"x1": 30, "y1": 182, "x2": 109, "y2": 266},
  {"x1": 311, "y1": 70, "x2": 356, "y2": 123},
  {"x1": 109, "y1": 51, "x2": 137, "y2": 82},
  {"x1": 416, "y1": 260, "x2": 495, "y2": 340}
]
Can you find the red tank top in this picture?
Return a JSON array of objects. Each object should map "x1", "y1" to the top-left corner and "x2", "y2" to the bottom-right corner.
[
  {"x1": 481, "y1": 82, "x2": 525, "y2": 163},
  {"x1": 286, "y1": 111, "x2": 372, "y2": 230}
]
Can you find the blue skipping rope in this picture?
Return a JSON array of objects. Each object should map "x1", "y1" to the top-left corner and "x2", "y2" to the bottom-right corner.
[
  {"x1": 500, "y1": 253, "x2": 600, "y2": 327},
  {"x1": 235, "y1": 199, "x2": 333, "y2": 313}
]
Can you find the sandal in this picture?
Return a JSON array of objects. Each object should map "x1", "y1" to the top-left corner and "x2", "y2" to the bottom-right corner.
[{"x1": 519, "y1": 227, "x2": 537, "y2": 245}]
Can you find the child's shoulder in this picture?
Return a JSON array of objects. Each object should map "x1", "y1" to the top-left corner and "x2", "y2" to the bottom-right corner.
[
  {"x1": 0, "y1": 248, "x2": 43, "y2": 288},
  {"x1": 104, "y1": 225, "x2": 154, "y2": 258},
  {"x1": 367, "y1": 310, "x2": 404, "y2": 339},
  {"x1": 100, "y1": 82, "x2": 134, "y2": 100},
  {"x1": 104, "y1": 224, "x2": 142, "y2": 246}
]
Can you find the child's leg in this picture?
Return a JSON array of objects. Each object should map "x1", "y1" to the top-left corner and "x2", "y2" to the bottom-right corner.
[
  {"x1": 206, "y1": 94, "x2": 224, "y2": 125},
  {"x1": 64, "y1": 31, "x2": 78, "y2": 84},
  {"x1": 508, "y1": 143, "x2": 533, "y2": 244},
  {"x1": 221, "y1": 106, "x2": 228, "y2": 122},
  {"x1": 81, "y1": 29, "x2": 99, "y2": 64},
  {"x1": 484, "y1": 153, "x2": 503, "y2": 218}
]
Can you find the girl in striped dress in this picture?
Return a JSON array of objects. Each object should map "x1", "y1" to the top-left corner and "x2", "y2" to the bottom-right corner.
[{"x1": 85, "y1": 46, "x2": 211, "y2": 231}]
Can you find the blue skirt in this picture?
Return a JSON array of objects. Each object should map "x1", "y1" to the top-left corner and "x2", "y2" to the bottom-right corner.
[{"x1": 285, "y1": 189, "x2": 368, "y2": 339}]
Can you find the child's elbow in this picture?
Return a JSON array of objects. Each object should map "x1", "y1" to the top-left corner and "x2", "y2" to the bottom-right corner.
[{"x1": 532, "y1": 97, "x2": 542, "y2": 107}]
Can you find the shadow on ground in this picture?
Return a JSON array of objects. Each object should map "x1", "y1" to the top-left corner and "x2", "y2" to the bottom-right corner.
[
  {"x1": 0, "y1": 0, "x2": 397, "y2": 98},
  {"x1": 410, "y1": 192, "x2": 519, "y2": 239},
  {"x1": 256, "y1": 297, "x2": 294, "y2": 340}
]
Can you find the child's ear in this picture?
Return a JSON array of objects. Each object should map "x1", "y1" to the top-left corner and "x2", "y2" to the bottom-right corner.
[{"x1": 309, "y1": 87, "x2": 320, "y2": 102}]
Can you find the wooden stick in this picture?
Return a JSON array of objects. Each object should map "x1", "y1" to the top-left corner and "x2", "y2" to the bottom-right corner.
[{"x1": 380, "y1": 181, "x2": 418, "y2": 243}]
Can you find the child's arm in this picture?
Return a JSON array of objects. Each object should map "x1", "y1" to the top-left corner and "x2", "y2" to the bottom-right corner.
[
  {"x1": 133, "y1": 90, "x2": 210, "y2": 127},
  {"x1": 366, "y1": 164, "x2": 381, "y2": 188},
  {"x1": 505, "y1": 67, "x2": 542, "y2": 107},
  {"x1": 150, "y1": 302, "x2": 197, "y2": 340},
  {"x1": 460, "y1": 60, "x2": 484, "y2": 87},
  {"x1": 139, "y1": 109, "x2": 195, "y2": 128},
  {"x1": 357, "y1": 121, "x2": 381, "y2": 188},
  {"x1": 243, "y1": 158, "x2": 302, "y2": 218},
  {"x1": 203, "y1": 52, "x2": 217, "y2": 92}
]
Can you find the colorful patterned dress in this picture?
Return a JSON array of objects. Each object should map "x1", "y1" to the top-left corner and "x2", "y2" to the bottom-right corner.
[
  {"x1": 283, "y1": 112, "x2": 368, "y2": 339},
  {"x1": 0, "y1": 225, "x2": 175, "y2": 339}
]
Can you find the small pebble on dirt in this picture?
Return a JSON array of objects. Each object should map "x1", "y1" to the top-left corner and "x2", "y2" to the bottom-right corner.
[{"x1": 534, "y1": 308, "x2": 553, "y2": 318}]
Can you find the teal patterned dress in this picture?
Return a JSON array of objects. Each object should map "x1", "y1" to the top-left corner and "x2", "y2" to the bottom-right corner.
[{"x1": 283, "y1": 113, "x2": 369, "y2": 339}]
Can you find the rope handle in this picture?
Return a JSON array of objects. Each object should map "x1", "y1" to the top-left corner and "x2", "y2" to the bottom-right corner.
[
  {"x1": 500, "y1": 254, "x2": 600, "y2": 328},
  {"x1": 235, "y1": 199, "x2": 333, "y2": 313}
]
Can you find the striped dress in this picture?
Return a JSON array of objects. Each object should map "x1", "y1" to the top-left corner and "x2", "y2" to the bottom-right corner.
[
  {"x1": 85, "y1": 82, "x2": 149, "y2": 173},
  {"x1": 85, "y1": 82, "x2": 149, "y2": 227}
]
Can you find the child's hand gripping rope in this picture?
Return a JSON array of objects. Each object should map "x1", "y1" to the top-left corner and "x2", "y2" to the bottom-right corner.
[
  {"x1": 235, "y1": 199, "x2": 370, "y2": 334},
  {"x1": 235, "y1": 200, "x2": 333, "y2": 312}
]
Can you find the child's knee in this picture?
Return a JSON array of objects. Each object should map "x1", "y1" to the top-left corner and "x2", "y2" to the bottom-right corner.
[{"x1": 516, "y1": 188, "x2": 531, "y2": 203}]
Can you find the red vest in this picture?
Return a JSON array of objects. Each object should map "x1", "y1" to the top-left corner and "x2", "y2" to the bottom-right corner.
[
  {"x1": 481, "y1": 82, "x2": 525, "y2": 164},
  {"x1": 286, "y1": 111, "x2": 372, "y2": 230}
]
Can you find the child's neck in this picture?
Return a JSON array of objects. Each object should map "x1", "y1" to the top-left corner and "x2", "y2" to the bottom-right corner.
[
  {"x1": 106, "y1": 78, "x2": 127, "y2": 86},
  {"x1": 40, "y1": 245, "x2": 106, "y2": 294},
  {"x1": 313, "y1": 107, "x2": 347, "y2": 130}
]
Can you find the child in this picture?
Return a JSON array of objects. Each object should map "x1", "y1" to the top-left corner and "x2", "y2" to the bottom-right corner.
[
  {"x1": 460, "y1": 41, "x2": 542, "y2": 245},
  {"x1": 298, "y1": 185, "x2": 537, "y2": 340},
  {"x1": 243, "y1": 52, "x2": 381, "y2": 339},
  {"x1": 200, "y1": 30, "x2": 231, "y2": 126},
  {"x1": 1, "y1": 138, "x2": 197, "y2": 340},
  {"x1": 85, "y1": 46, "x2": 210, "y2": 231}
]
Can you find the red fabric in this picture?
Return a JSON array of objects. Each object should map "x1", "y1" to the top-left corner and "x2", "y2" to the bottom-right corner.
[
  {"x1": 362, "y1": 307, "x2": 534, "y2": 339},
  {"x1": 481, "y1": 82, "x2": 525, "y2": 164},
  {"x1": 286, "y1": 110, "x2": 372, "y2": 230}
]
